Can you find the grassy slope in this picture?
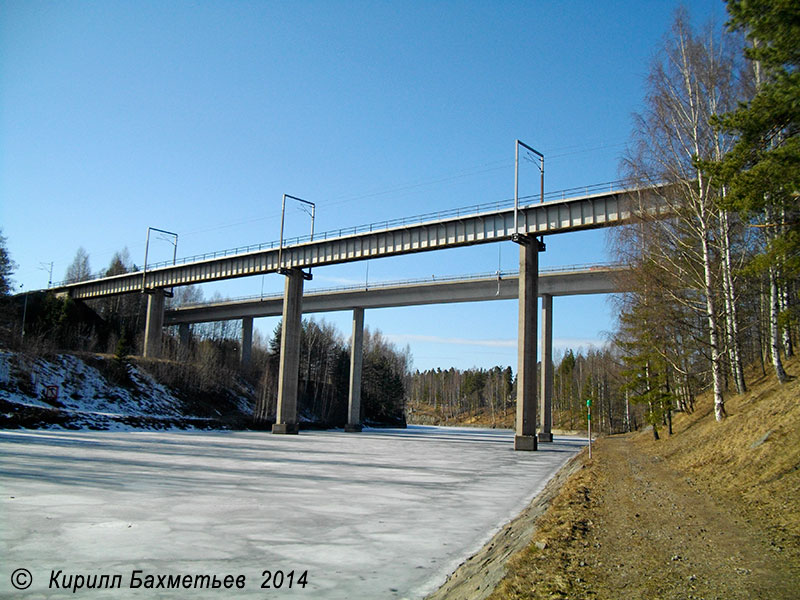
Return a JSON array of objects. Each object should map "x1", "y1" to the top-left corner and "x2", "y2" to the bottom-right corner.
[
  {"x1": 636, "y1": 356, "x2": 800, "y2": 554},
  {"x1": 487, "y1": 355, "x2": 799, "y2": 599}
]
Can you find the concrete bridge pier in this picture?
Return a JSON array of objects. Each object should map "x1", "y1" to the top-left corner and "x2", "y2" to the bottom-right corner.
[
  {"x1": 273, "y1": 269, "x2": 304, "y2": 435},
  {"x1": 539, "y1": 294, "x2": 554, "y2": 442},
  {"x1": 178, "y1": 323, "x2": 190, "y2": 348},
  {"x1": 178, "y1": 323, "x2": 191, "y2": 361},
  {"x1": 240, "y1": 316, "x2": 253, "y2": 369},
  {"x1": 143, "y1": 290, "x2": 166, "y2": 358},
  {"x1": 515, "y1": 236, "x2": 543, "y2": 451},
  {"x1": 345, "y1": 307, "x2": 365, "y2": 432}
]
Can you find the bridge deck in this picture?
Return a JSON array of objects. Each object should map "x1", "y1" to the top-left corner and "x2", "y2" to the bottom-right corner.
[
  {"x1": 164, "y1": 266, "x2": 624, "y2": 324},
  {"x1": 52, "y1": 186, "x2": 648, "y2": 300}
]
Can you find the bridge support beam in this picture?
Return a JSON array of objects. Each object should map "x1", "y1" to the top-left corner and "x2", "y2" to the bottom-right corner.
[
  {"x1": 240, "y1": 316, "x2": 253, "y2": 369},
  {"x1": 515, "y1": 237, "x2": 543, "y2": 451},
  {"x1": 346, "y1": 307, "x2": 365, "y2": 432},
  {"x1": 539, "y1": 294, "x2": 554, "y2": 442},
  {"x1": 143, "y1": 290, "x2": 166, "y2": 359},
  {"x1": 273, "y1": 269, "x2": 304, "y2": 435}
]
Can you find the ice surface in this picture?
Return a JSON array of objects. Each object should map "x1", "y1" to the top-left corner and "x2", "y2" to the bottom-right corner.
[{"x1": 0, "y1": 427, "x2": 584, "y2": 598}]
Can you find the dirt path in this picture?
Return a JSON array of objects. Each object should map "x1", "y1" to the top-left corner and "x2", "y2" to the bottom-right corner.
[{"x1": 487, "y1": 435, "x2": 798, "y2": 599}]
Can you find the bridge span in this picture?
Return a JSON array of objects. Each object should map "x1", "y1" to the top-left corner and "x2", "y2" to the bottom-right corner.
[
  {"x1": 51, "y1": 184, "x2": 644, "y2": 300},
  {"x1": 165, "y1": 264, "x2": 626, "y2": 442},
  {"x1": 164, "y1": 264, "x2": 623, "y2": 324}
]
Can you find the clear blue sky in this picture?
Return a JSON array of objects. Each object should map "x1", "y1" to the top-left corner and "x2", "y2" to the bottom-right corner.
[{"x1": 1, "y1": 0, "x2": 729, "y2": 371}]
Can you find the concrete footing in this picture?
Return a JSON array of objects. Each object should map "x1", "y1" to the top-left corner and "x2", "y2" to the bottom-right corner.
[
  {"x1": 514, "y1": 435, "x2": 538, "y2": 451},
  {"x1": 344, "y1": 424, "x2": 363, "y2": 433},
  {"x1": 271, "y1": 423, "x2": 299, "y2": 435},
  {"x1": 537, "y1": 432, "x2": 554, "y2": 443}
]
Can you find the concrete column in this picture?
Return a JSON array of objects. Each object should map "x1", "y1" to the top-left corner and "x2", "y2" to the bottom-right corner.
[
  {"x1": 539, "y1": 294, "x2": 554, "y2": 442},
  {"x1": 177, "y1": 323, "x2": 191, "y2": 361},
  {"x1": 240, "y1": 316, "x2": 253, "y2": 369},
  {"x1": 143, "y1": 291, "x2": 165, "y2": 358},
  {"x1": 178, "y1": 323, "x2": 190, "y2": 348},
  {"x1": 515, "y1": 238, "x2": 539, "y2": 451},
  {"x1": 273, "y1": 269, "x2": 304, "y2": 435},
  {"x1": 345, "y1": 307, "x2": 365, "y2": 432}
]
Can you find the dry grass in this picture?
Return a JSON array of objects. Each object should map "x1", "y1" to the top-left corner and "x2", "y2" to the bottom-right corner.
[
  {"x1": 408, "y1": 403, "x2": 515, "y2": 428},
  {"x1": 636, "y1": 356, "x2": 800, "y2": 556}
]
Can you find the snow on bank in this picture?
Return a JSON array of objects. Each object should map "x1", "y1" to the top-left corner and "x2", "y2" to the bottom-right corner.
[{"x1": 0, "y1": 350, "x2": 252, "y2": 431}]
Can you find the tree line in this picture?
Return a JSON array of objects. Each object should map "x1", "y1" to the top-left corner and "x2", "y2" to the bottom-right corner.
[
  {"x1": 407, "y1": 366, "x2": 515, "y2": 427},
  {"x1": 407, "y1": 348, "x2": 649, "y2": 436},
  {"x1": 254, "y1": 320, "x2": 410, "y2": 427}
]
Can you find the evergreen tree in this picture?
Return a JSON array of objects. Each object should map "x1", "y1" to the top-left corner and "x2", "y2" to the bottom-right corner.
[
  {"x1": 708, "y1": 0, "x2": 800, "y2": 382},
  {"x1": 0, "y1": 230, "x2": 16, "y2": 296}
]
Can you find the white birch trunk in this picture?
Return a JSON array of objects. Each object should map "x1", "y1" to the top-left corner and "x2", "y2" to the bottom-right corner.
[
  {"x1": 701, "y1": 228, "x2": 727, "y2": 420},
  {"x1": 779, "y1": 208, "x2": 794, "y2": 358},
  {"x1": 625, "y1": 388, "x2": 631, "y2": 433},
  {"x1": 769, "y1": 265, "x2": 788, "y2": 384},
  {"x1": 720, "y1": 209, "x2": 746, "y2": 393},
  {"x1": 780, "y1": 283, "x2": 793, "y2": 358}
]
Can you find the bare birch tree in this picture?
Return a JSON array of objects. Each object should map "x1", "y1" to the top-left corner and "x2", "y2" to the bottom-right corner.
[
  {"x1": 621, "y1": 10, "x2": 746, "y2": 420},
  {"x1": 64, "y1": 247, "x2": 92, "y2": 283}
]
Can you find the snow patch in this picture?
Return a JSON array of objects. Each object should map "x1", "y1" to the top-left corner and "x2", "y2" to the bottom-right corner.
[{"x1": 0, "y1": 351, "x2": 252, "y2": 431}]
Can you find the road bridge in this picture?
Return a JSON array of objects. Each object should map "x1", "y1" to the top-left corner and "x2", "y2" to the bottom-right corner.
[
  {"x1": 48, "y1": 182, "x2": 658, "y2": 449},
  {"x1": 165, "y1": 264, "x2": 626, "y2": 439},
  {"x1": 164, "y1": 265, "x2": 622, "y2": 324}
]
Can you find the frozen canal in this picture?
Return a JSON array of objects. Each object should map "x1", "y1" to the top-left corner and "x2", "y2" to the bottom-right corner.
[{"x1": 1, "y1": 427, "x2": 584, "y2": 599}]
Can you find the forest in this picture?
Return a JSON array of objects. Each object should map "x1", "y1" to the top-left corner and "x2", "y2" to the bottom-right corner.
[{"x1": 407, "y1": 348, "x2": 641, "y2": 436}]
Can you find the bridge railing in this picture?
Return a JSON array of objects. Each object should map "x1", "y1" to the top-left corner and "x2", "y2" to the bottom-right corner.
[{"x1": 142, "y1": 180, "x2": 632, "y2": 272}]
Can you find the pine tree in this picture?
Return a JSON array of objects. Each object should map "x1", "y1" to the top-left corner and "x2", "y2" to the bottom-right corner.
[{"x1": 708, "y1": 0, "x2": 800, "y2": 383}]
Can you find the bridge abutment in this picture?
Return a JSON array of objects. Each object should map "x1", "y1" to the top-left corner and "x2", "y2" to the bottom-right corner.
[
  {"x1": 514, "y1": 237, "x2": 543, "y2": 451},
  {"x1": 539, "y1": 293, "x2": 554, "y2": 443},
  {"x1": 273, "y1": 269, "x2": 304, "y2": 435},
  {"x1": 143, "y1": 290, "x2": 166, "y2": 358},
  {"x1": 345, "y1": 307, "x2": 365, "y2": 432}
]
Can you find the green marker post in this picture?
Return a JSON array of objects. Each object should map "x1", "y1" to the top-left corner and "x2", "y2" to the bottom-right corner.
[{"x1": 586, "y1": 398, "x2": 592, "y2": 459}]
